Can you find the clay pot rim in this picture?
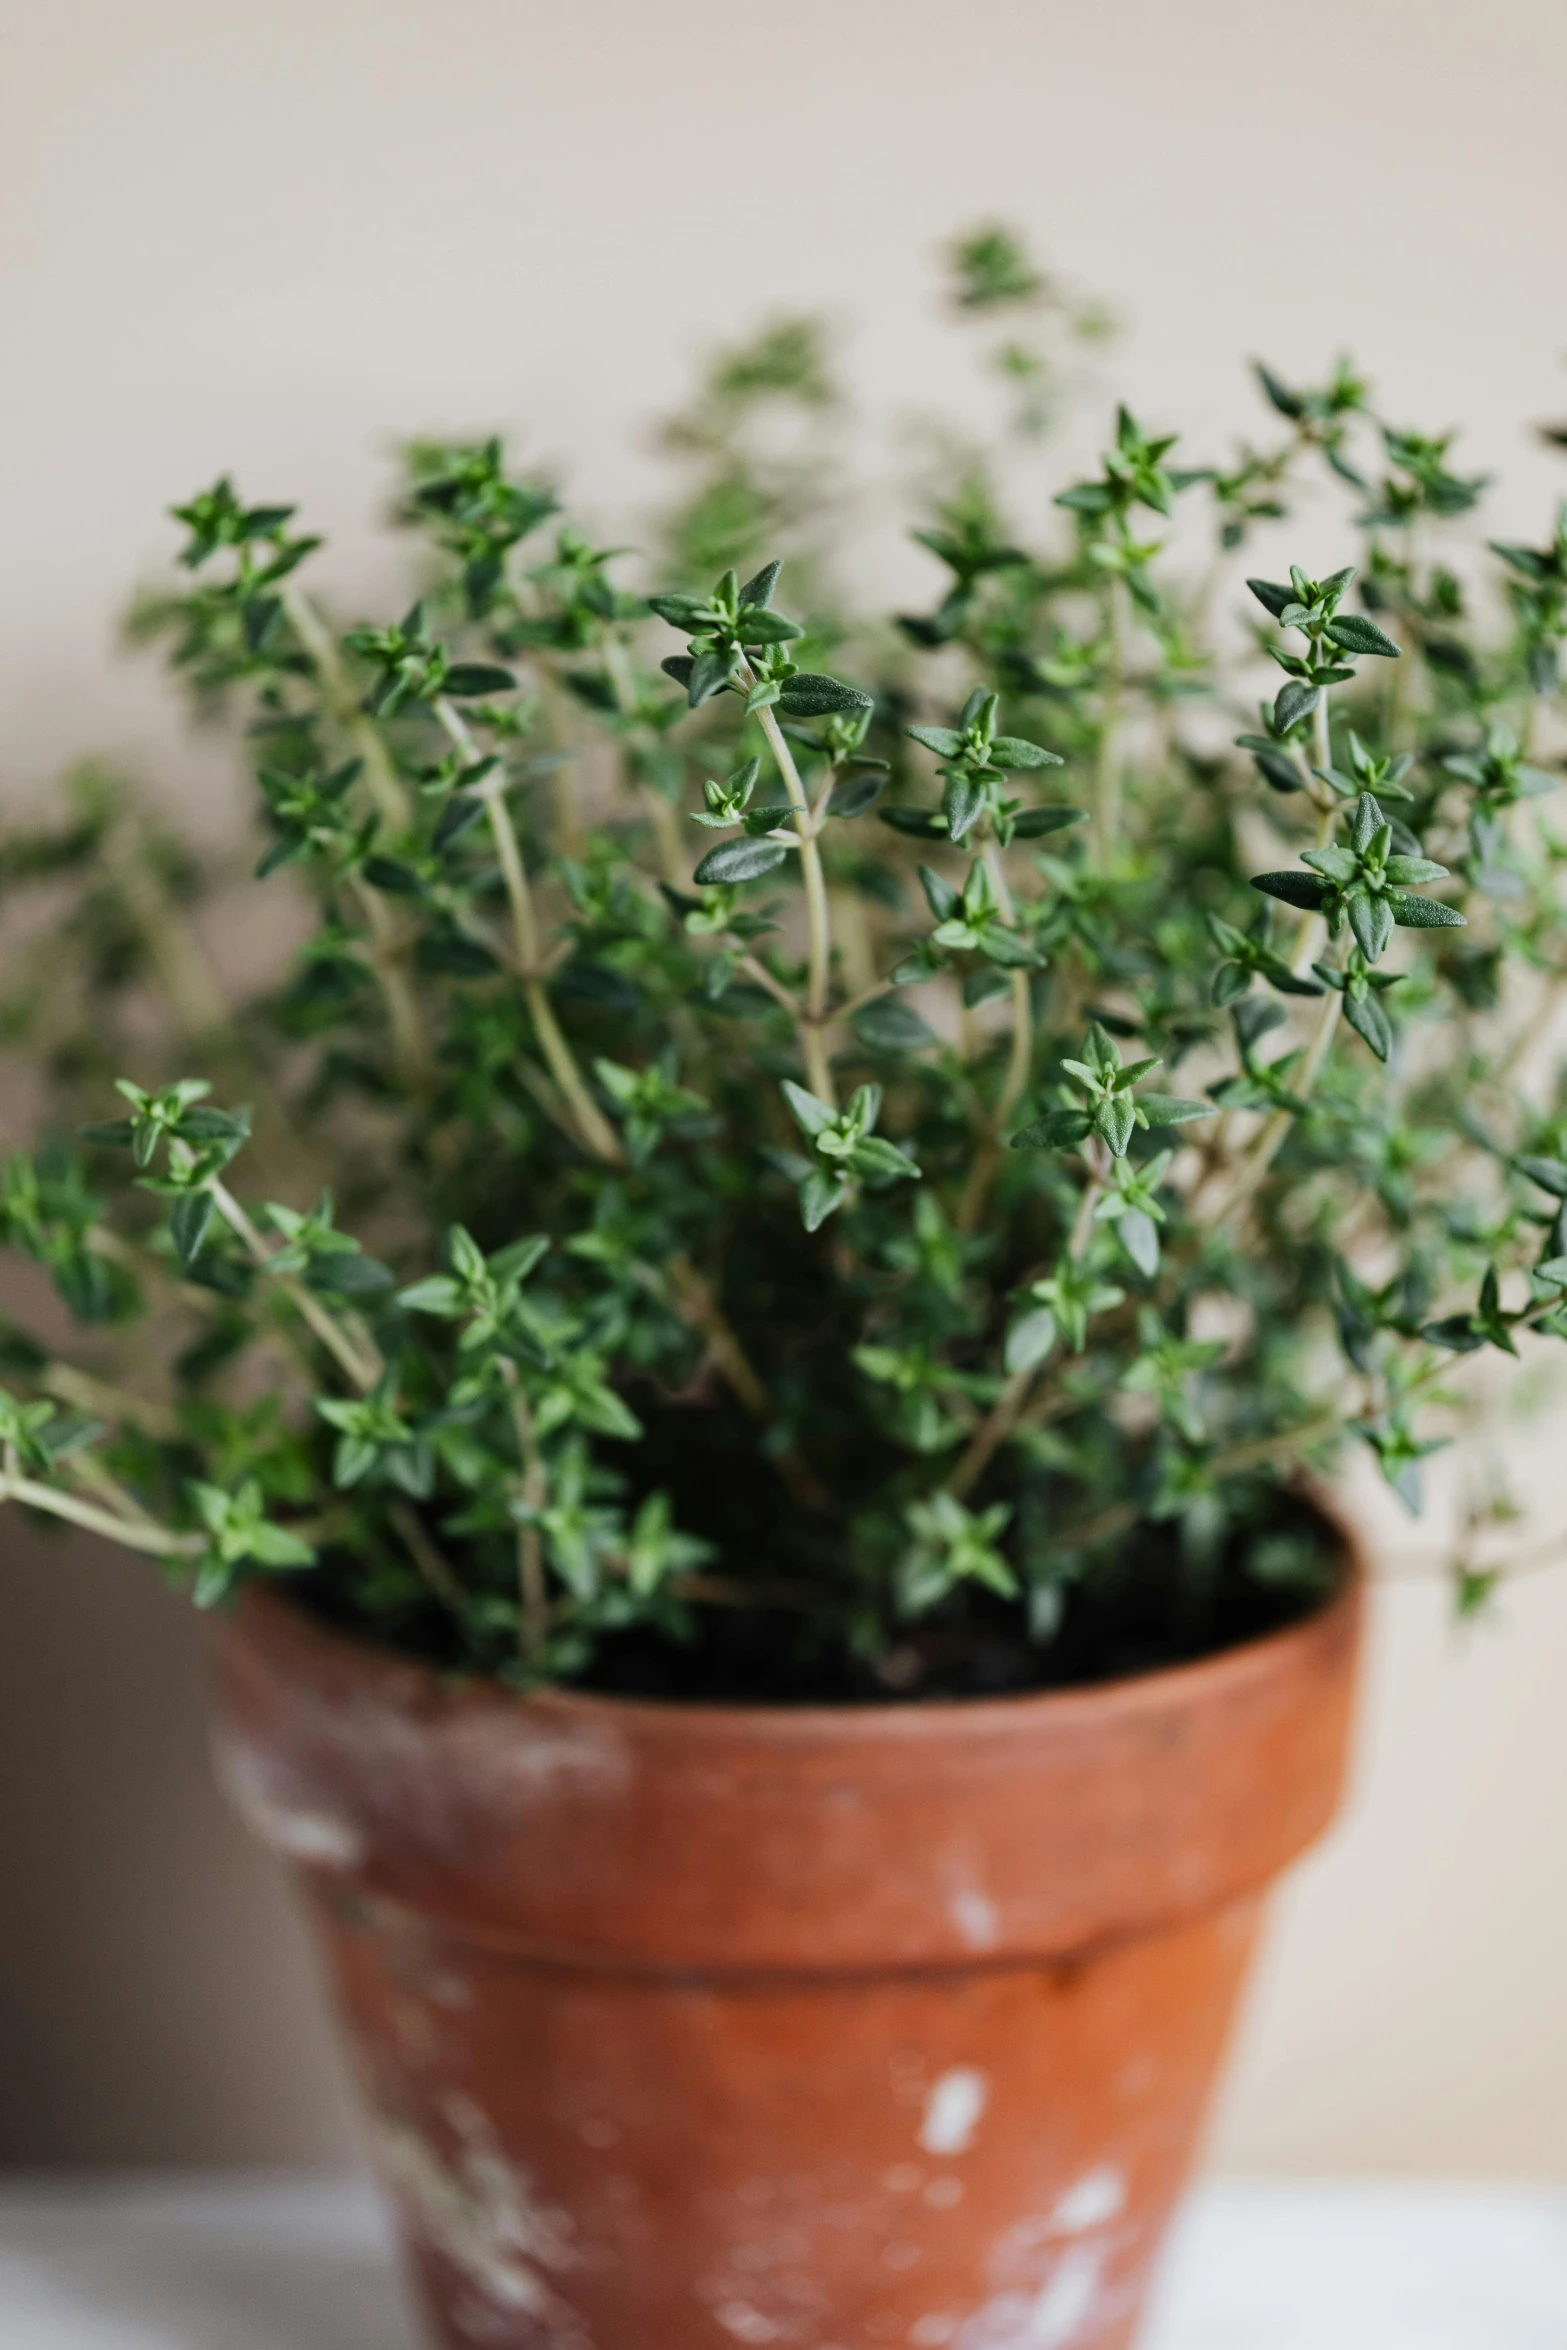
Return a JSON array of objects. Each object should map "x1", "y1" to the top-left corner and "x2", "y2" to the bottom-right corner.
[{"x1": 243, "y1": 1486, "x2": 1363, "y2": 1746}]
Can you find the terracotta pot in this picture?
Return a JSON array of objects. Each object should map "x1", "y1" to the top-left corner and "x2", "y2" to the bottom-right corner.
[{"x1": 209, "y1": 1554, "x2": 1362, "y2": 2350}]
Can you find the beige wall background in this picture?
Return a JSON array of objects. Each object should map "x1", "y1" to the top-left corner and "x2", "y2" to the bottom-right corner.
[{"x1": 5, "y1": 0, "x2": 1567, "y2": 2173}]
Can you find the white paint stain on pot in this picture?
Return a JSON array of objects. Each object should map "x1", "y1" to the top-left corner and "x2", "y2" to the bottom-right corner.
[
  {"x1": 952, "y1": 2243, "x2": 1108, "y2": 2349},
  {"x1": 1048, "y1": 2167, "x2": 1124, "y2": 2236},
  {"x1": 714, "y1": 2301, "x2": 785, "y2": 2342},
  {"x1": 992, "y1": 2166, "x2": 1126, "y2": 2271},
  {"x1": 919, "y1": 2068, "x2": 989, "y2": 2156},
  {"x1": 371, "y1": 2091, "x2": 591, "y2": 2348},
  {"x1": 949, "y1": 1886, "x2": 1001, "y2": 1951},
  {"x1": 214, "y1": 1742, "x2": 365, "y2": 1867},
  {"x1": 427, "y1": 1968, "x2": 475, "y2": 2011}
]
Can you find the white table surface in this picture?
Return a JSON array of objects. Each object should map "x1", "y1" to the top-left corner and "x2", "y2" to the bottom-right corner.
[{"x1": 1, "y1": 2175, "x2": 1565, "y2": 2348}]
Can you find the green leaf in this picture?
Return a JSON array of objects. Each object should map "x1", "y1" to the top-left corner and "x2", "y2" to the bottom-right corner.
[
  {"x1": 1420, "y1": 1314, "x2": 1485, "y2": 1354},
  {"x1": 573, "y1": 1383, "x2": 643, "y2": 1441},
  {"x1": 443, "y1": 662, "x2": 516, "y2": 697},
  {"x1": 877, "y1": 806, "x2": 948, "y2": 838},
  {"x1": 1117, "y1": 1206, "x2": 1160, "y2": 1278},
  {"x1": 1273, "y1": 681, "x2": 1320, "y2": 735},
  {"x1": 309, "y1": 1252, "x2": 395, "y2": 1298},
  {"x1": 1247, "y1": 576, "x2": 1295, "y2": 619},
  {"x1": 943, "y1": 773, "x2": 985, "y2": 843},
  {"x1": 742, "y1": 801, "x2": 794, "y2": 837},
  {"x1": 963, "y1": 967, "x2": 1011, "y2": 1008},
  {"x1": 245, "y1": 1522, "x2": 316, "y2": 1569},
  {"x1": 737, "y1": 560, "x2": 782, "y2": 610},
  {"x1": 1346, "y1": 888, "x2": 1394, "y2": 964},
  {"x1": 692, "y1": 838, "x2": 790, "y2": 886},
  {"x1": 1137, "y1": 1095, "x2": 1214, "y2": 1127},
  {"x1": 687, "y1": 650, "x2": 736, "y2": 708},
  {"x1": 1325, "y1": 614, "x2": 1402, "y2": 659},
  {"x1": 1010, "y1": 1109, "x2": 1091, "y2": 1151},
  {"x1": 739, "y1": 609, "x2": 804, "y2": 646},
  {"x1": 781, "y1": 1080, "x2": 836, "y2": 1138},
  {"x1": 362, "y1": 856, "x2": 424, "y2": 896},
  {"x1": 433, "y1": 792, "x2": 488, "y2": 851},
  {"x1": 1004, "y1": 1307, "x2": 1057, "y2": 1374},
  {"x1": 169, "y1": 1188, "x2": 214, "y2": 1268},
  {"x1": 975, "y1": 926, "x2": 1040, "y2": 969},
  {"x1": 825, "y1": 770, "x2": 886, "y2": 819},
  {"x1": 1387, "y1": 892, "x2": 1465, "y2": 928},
  {"x1": 176, "y1": 1105, "x2": 250, "y2": 1144},
  {"x1": 777, "y1": 673, "x2": 874, "y2": 719},
  {"x1": 1096, "y1": 1097, "x2": 1136, "y2": 1156},
  {"x1": 1056, "y1": 482, "x2": 1114, "y2": 514},
  {"x1": 397, "y1": 1274, "x2": 465, "y2": 1314},
  {"x1": 907, "y1": 725, "x2": 965, "y2": 758},
  {"x1": 1516, "y1": 1156, "x2": 1567, "y2": 1198},
  {"x1": 800, "y1": 1169, "x2": 846, "y2": 1231},
  {"x1": 1010, "y1": 806, "x2": 1087, "y2": 838},
  {"x1": 989, "y1": 736, "x2": 1064, "y2": 770},
  {"x1": 918, "y1": 865, "x2": 959, "y2": 921},
  {"x1": 1251, "y1": 748, "x2": 1305, "y2": 794},
  {"x1": 1344, "y1": 989, "x2": 1393, "y2": 1060},
  {"x1": 853, "y1": 997, "x2": 936, "y2": 1052},
  {"x1": 850, "y1": 1134, "x2": 921, "y2": 1182},
  {"x1": 647, "y1": 592, "x2": 710, "y2": 627},
  {"x1": 1251, "y1": 871, "x2": 1332, "y2": 911}
]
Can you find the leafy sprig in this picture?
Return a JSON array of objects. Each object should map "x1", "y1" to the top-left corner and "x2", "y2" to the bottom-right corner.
[{"x1": 1, "y1": 228, "x2": 1562, "y2": 1694}]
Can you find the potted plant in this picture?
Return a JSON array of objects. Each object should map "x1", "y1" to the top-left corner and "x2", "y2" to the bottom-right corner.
[{"x1": 2, "y1": 232, "x2": 1560, "y2": 2347}]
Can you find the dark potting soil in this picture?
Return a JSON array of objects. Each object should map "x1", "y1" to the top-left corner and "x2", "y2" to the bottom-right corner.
[
  {"x1": 298, "y1": 1485, "x2": 1340, "y2": 1707},
  {"x1": 579, "y1": 1491, "x2": 1339, "y2": 1703}
]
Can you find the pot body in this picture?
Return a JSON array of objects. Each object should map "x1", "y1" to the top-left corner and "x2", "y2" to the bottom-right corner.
[{"x1": 210, "y1": 1574, "x2": 1361, "y2": 2350}]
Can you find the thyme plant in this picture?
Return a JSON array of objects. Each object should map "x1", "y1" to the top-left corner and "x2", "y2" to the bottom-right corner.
[{"x1": 2, "y1": 233, "x2": 1563, "y2": 1693}]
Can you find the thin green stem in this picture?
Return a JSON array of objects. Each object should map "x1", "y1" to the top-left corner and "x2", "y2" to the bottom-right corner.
[
  {"x1": 283, "y1": 587, "x2": 410, "y2": 829},
  {"x1": 999, "y1": 973, "x2": 1033, "y2": 1126},
  {"x1": 600, "y1": 634, "x2": 685, "y2": 884},
  {"x1": 1057, "y1": 1412, "x2": 1342, "y2": 1555},
  {"x1": 984, "y1": 843, "x2": 1033, "y2": 1130},
  {"x1": 1207, "y1": 986, "x2": 1342, "y2": 1229},
  {"x1": 346, "y1": 872, "x2": 431, "y2": 1090},
  {"x1": 948, "y1": 1365, "x2": 1033, "y2": 1501},
  {"x1": 435, "y1": 697, "x2": 625, "y2": 1165},
  {"x1": 102, "y1": 816, "x2": 231, "y2": 1040},
  {"x1": 1068, "y1": 1167, "x2": 1106, "y2": 1258},
  {"x1": 833, "y1": 975, "x2": 894, "y2": 1025},
  {"x1": 209, "y1": 1180, "x2": 382, "y2": 1388},
  {"x1": 950, "y1": 1145, "x2": 1105, "y2": 1495},
  {"x1": 1288, "y1": 692, "x2": 1338, "y2": 977},
  {"x1": 387, "y1": 1500, "x2": 467, "y2": 1614},
  {"x1": 737, "y1": 953, "x2": 803, "y2": 1018},
  {"x1": 664, "y1": 1254, "x2": 833, "y2": 1514},
  {"x1": 0, "y1": 1469, "x2": 203, "y2": 1558},
  {"x1": 754, "y1": 699, "x2": 835, "y2": 1105},
  {"x1": 949, "y1": 850, "x2": 1033, "y2": 1240},
  {"x1": 40, "y1": 1362, "x2": 181, "y2": 1441},
  {"x1": 502, "y1": 1366, "x2": 550, "y2": 1666},
  {"x1": 278, "y1": 603, "x2": 432, "y2": 1088},
  {"x1": 1207, "y1": 677, "x2": 1343, "y2": 1224},
  {"x1": 1093, "y1": 576, "x2": 1126, "y2": 865}
]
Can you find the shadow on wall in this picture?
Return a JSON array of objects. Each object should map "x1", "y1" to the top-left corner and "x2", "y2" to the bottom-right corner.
[{"x1": 0, "y1": 1520, "x2": 356, "y2": 2167}]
